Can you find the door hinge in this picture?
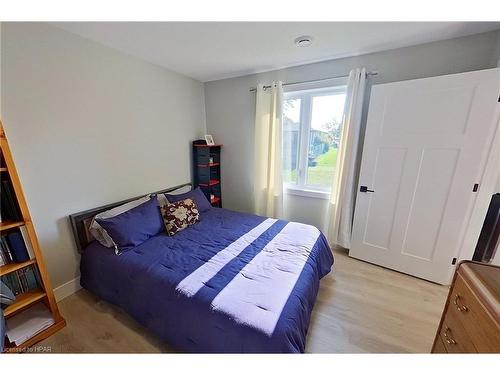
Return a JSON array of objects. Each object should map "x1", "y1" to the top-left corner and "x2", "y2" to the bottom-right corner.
[
  {"x1": 473, "y1": 183, "x2": 479, "y2": 192},
  {"x1": 452, "y1": 257, "x2": 457, "y2": 265}
]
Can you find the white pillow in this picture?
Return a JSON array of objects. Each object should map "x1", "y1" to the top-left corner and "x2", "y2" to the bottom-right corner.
[
  {"x1": 157, "y1": 194, "x2": 169, "y2": 207},
  {"x1": 89, "y1": 195, "x2": 151, "y2": 248}
]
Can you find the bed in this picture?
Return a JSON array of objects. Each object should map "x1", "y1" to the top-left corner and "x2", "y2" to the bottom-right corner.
[{"x1": 69, "y1": 183, "x2": 334, "y2": 353}]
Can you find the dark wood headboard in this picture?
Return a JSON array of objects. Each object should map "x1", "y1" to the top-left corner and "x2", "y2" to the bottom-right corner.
[{"x1": 69, "y1": 182, "x2": 192, "y2": 253}]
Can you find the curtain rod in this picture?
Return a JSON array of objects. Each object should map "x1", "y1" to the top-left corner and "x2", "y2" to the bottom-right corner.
[{"x1": 249, "y1": 71, "x2": 378, "y2": 92}]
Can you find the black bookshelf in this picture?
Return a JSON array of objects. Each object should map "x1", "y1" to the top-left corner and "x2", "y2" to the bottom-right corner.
[{"x1": 192, "y1": 140, "x2": 222, "y2": 208}]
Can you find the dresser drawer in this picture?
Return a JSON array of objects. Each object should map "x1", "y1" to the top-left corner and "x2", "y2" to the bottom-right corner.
[
  {"x1": 439, "y1": 311, "x2": 477, "y2": 353},
  {"x1": 432, "y1": 336, "x2": 448, "y2": 353},
  {"x1": 449, "y1": 273, "x2": 500, "y2": 352}
]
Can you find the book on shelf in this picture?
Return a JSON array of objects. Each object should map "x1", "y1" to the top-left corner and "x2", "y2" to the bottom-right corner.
[
  {"x1": 19, "y1": 226, "x2": 35, "y2": 260},
  {"x1": 0, "y1": 177, "x2": 21, "y2": 222},
  {"x1": 0, "y1": 237, "x2": 15, "y2": 263},
  {"x1": 0, "y1": 227, "x2": 32, "y2": 264},
  {"x1": 6, "y1": 302, "x2": 55, "y2": 346},
  {"x1": 5, "y1": 231, "x2": 30, "y2": 262},
  {"x1": 0, "y1": 264, "x2": 41, "y2": 295}
]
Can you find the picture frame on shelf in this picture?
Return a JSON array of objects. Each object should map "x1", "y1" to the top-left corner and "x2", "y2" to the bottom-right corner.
[{"x1": 204, "y1": 134, "x2": 215, "y2": 145}]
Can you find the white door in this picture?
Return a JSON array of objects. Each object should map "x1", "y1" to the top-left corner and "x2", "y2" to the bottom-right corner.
[{"x1": 350, "y1": 68, "x2": 500, "y2": 284}]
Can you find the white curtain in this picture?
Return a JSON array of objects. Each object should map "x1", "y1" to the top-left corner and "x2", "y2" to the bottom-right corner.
[
  {"x1": 327, "y1": 68, "x2": 367, "y2": 248},
  {"x1": 253, "y1": 82, "x2": 284, "y2": 218}
]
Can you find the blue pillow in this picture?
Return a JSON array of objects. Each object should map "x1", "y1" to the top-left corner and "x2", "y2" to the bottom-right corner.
[
  {"x1": 96, "y1": 198, "x2": 164, "y2": 252},
  {"x1": 164, "y1": 187, "x2": 212, "y2": 212}
]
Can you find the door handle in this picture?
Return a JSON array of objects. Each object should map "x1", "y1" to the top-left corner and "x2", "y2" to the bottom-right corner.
[{"x1": 360, "y1": 186, "x2": 374, "y2": 193}]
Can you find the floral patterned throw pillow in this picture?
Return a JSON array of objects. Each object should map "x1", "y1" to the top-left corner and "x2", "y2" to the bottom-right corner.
[{"x1": 161, "y1": 198, "x2": 200, "y2": 236}]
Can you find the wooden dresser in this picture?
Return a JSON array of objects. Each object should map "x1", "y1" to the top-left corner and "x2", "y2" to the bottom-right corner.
[{"x1": 432, "y1": 261, "x2": 500, "y2": 353}]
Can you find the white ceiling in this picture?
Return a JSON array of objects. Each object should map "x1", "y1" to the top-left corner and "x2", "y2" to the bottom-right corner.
[{"x1": 53, "y1": 22, "x2": 500, "y2": 82}]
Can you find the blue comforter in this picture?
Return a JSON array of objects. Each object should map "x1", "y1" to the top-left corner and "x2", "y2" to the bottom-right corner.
[{"x1": 80, "y1": 207, "x2": 333, "y2": 353}]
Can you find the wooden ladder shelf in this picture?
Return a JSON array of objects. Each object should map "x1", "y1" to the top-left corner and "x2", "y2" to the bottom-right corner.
[{"x1": 1, "y1": 120, "x2": 66, "y2": 352}]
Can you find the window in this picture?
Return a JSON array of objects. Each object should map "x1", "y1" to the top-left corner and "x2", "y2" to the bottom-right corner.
[{"x1": 283, "y1": 86, "x2": 347, "y2": 197}]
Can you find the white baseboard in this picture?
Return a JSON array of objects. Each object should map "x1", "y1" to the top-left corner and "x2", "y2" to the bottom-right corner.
[{"x1": 54, "y1": 276, "x2": 81, "y2": 302}]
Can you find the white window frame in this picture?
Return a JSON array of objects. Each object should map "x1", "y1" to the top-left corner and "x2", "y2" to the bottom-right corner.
[{"x1": 283, "y1": 79, "x2": 347, "y2": 200}]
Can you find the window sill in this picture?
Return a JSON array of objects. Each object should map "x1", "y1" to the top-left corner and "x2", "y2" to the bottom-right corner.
[{"x1": 284, "y1": 186, "x2": 331, "y2": 200}]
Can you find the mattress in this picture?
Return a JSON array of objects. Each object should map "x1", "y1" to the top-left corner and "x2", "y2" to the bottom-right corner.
[{"x1": 80, "y1": 207, "x2": 334, "y2": 353}]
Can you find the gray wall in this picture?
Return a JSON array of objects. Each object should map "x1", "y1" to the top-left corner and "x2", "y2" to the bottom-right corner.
[
  {"x1": 1, "y1": 23, "x2": 206, "y2": 288},
  {"x1": 493, "y1": 30, "x2": 500, "y2": 66},
  {"x1": 204, "y1": 30, "x2": 500, "y2": 229}
]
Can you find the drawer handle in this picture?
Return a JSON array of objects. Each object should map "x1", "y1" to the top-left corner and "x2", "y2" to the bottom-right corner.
[
  {"x1": 453, "y1": 294, "x2": 468, "y2": 312},
  {"x1": 443, "y1": 326, "x2": 456, "y2": 345}
]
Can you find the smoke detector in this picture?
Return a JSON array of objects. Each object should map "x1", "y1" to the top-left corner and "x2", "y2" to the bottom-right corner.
[{"x1": 294, "y1": 35, "x2": 313, "y2": 47}]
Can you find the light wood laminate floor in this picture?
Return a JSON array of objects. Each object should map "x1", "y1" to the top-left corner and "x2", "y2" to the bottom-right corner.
[{"x1": 39, "y1": 249, "x2": 449, "y2": 353}]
